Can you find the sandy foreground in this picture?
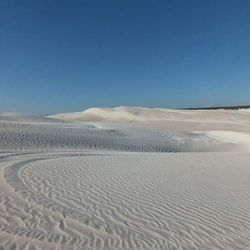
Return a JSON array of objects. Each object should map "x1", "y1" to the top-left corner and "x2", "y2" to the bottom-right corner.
[{"x1": 0, "y1": 107, "x2": 250, "y2": 249}]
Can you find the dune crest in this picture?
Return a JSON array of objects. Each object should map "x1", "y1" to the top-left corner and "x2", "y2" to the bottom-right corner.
[{"x1": 50, "y1": 106, "x2": 250, "y2": 123}]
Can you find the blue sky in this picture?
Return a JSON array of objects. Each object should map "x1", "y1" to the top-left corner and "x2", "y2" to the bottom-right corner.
[{"x1": 0, "y1": 0, "x2": 250, "y2": 113}]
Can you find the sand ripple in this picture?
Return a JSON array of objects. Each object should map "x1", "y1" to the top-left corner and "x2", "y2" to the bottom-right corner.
[{"x1": 1, "y1": 152, "x2": 250, "y2": 249}]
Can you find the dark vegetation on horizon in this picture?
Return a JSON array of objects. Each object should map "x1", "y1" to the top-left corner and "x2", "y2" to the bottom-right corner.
[{"x1": 182, "y1": 105, "x2": 250, "y2": 110}]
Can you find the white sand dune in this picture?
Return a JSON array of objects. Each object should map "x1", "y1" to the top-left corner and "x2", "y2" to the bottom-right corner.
[
  {"x1": 52, "y1": 106, "x2": 250, "y2": 152},
  {"x1": 2, "y1": 111, "x2": 245, "y2": 153},
  {"x1": 50, "y1": 106, "x2": 250, "y2": 126},
  {"x1": 0, "y1": 108, "x2": 250, "y2": 249}
]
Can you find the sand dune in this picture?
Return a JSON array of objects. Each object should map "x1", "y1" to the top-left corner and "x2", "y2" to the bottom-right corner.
[
  {"x1": 50, "y1": 107, "x2": 250, "y2": 151},
  {"x1": 50, "y1": 106, "x2": 250, "y2": 125},
  {"x1": 2, "y1": 111, "x2": 247, "y2": 153},
  {"x1": 0, "y1": 108, "x2": 250, "y2": 249}
]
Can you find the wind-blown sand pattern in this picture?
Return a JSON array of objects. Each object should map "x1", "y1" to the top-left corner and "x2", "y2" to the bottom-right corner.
[{"x1": 0, "y1": 107, "x2": 250, "y2": 249}]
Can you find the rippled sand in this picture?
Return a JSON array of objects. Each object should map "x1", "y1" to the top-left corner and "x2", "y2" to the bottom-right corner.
[{"x1": 0, "y1": 108, "x2": 250, "y2": 249}]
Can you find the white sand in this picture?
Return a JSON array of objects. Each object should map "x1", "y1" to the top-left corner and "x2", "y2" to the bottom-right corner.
[{"x1": 0, "y1": 107, "x2": 250, "y2": 249}]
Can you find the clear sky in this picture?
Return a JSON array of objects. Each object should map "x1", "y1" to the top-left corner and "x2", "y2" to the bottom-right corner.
[{"x1": 0, "y1": 0, "x2": 250, "y2": 114}]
